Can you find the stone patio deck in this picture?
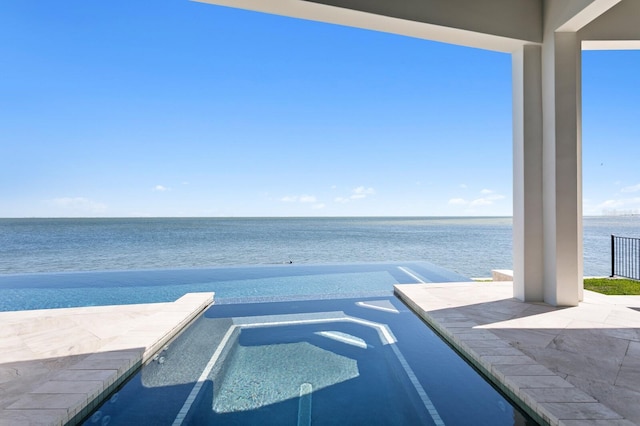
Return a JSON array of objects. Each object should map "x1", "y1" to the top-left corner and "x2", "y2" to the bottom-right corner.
[
  {"x1": 395, "y1": 281, "x2": 640, "y2": 426},
  {"x1": 0, "y1": 292, "x2": 214, "y2": 426}
]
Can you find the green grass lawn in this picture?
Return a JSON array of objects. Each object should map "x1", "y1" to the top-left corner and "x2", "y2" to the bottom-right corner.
[{"x1": 584, "y1": 277, "x2": 640, "y2": 295}]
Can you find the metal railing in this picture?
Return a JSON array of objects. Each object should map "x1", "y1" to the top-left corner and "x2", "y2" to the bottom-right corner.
[{"x1": 611, "y1": 235, "x2": 640, "y2": 280}]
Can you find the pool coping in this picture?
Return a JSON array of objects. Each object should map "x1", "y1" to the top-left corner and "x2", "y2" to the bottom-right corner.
[
  {"x1": 0, "y1": 292, "x2": 214, "y2": 426},
  {"x1": 395, "y1": 282, "x2": 639, "y2": 426}
]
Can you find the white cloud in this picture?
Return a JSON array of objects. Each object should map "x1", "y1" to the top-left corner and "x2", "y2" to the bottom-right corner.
[
  {"x1": 471, "y1": 194, "x2": 505, "y2": 206},
  {"x1": 599, "y1": 184, "x2": 640, "y2": 213},
  {"x1": 599, "y1": 199, "x2": 624, "y2": 209},
  {"x1": 50, "y1": 197, "x2": 107, "y2": 214},
  {"x1": 333, "y1": 186, "x2": 376, "y2": 204},
  {"x1": 470, "y1": 198, "x2": 493, "y2": 207},
  {"x1": 448, "y1": 198, "x2": 467, "y2": 205},
  {"x1": 597, "y1": 197, "x2": 640, "y2": 215},
  {"x1": 448, "y1": 192, "x2": 506, "y2": 208},
  {"x1": 280, "y1": 194, "x2": 318, "y2": 204},
  {"x1": 621, "y1": 184, "x2": 640, "y2": 193},
  {"x1": 312, "y1": 203, "x2": 326, "y2": 210},
  {"x1": 597, "y1": 198, "x2": 640, "y2": 209},
  {"x1": 153, "y1": 185, "x2": 170, "y2": 192},
  {"x1": 350, "y1": 186, "x2": 375, "y2": 200},
  {"x1": 459, "y1": 184, "x2": 468, "y2": 189}
]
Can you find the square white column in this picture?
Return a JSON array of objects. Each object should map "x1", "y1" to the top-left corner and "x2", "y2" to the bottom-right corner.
[
  {"x1": 513, "y1": 32, "x2": 583, "y2": 307},
  {"x1": 512, "y1": 45, "x2": 544, "y2": 302},
  {"x1": 541, "y1": 31, "x2": 583, "y2": 306}
]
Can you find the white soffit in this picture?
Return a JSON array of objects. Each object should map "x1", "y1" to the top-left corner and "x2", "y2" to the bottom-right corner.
[
  {"x1": 194, "y1": 0, "x2": 534, "y2": 53},
  {"x1": 579, "y1": 0, "x2": 640, "y2": 49},
  {"x1": 556, "y1": 0, "x2": 622, "y2": 32},
  {"x1": 582, "y1": 40, "x2": 640, "y2": 50}
]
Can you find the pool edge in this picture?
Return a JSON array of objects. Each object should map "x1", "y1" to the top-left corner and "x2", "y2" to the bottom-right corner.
[
  {"x1": 0, "y1": 292, "x2": 214, "y2": 426},
  {"x1": 394, "y1": 282, "x2": 635, "y2": 426}
]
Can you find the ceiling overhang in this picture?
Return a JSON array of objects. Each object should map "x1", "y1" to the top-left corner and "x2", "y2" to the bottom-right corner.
[
  {"x1": 195, "y1": 0, "x2": 542, "y2": 53},
  {"x1": 195, "y1": 0, "x2": 638, "y2": 53}
]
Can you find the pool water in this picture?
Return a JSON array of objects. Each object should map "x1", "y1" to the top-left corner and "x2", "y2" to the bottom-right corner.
[
  {"x1": 0, "y1": 262, "x2": 536, "y2": 425},
  {"x1": 0, "y1": 262, "x2": 465, "y2": 311},
  {"x1": 85, "y1": 296, "x2": 536, "y2": 426}
]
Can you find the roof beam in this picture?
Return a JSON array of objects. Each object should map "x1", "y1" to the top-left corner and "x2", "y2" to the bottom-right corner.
[
  {"x1": 555, "y1": 0, "x2": 622, "y2": 32},
  {"x1": 579, "y1": 0, "x2": 640, "y2": 50},
  {"x1": 195, "y1": 0, "x2": 542, "y2": 52}
]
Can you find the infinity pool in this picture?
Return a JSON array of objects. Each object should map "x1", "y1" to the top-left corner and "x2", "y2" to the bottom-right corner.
[
  {"x1": 0, "y1": 263, "x2": 537, "y2": 424},
  {"x1": 85, "y1": 296, "x2": 535, "y2": 425},
  {"x1": 0, "y1": 262, "x2": 466, "y2": 311}
]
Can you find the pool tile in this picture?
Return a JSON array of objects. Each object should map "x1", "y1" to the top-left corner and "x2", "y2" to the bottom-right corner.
[
  {"x1": 472, "y1": 346, "x2": 524, "y2": 356},
  {"x1": 31, "y1": 380, "x2": 104, "y2": 396},
  {"x1": 493, "y1": 363, "x2": 556, "y2": 376},
  {"x1": 520, "y1": 387, "x2": 597, "y2": 403},
  {"x1": 524, "y1": 347, "x2": 623, "y2": 384},
  {"x1": 482, "y1": 355, "x2": 536, "y2": 365},
  {"x1": 539, "y1": 402, "x2": 624, "y2": 420},
  {"x1": 615, "y1": 361, "x2": 640, "y2": 392},
  {"x1": 462, "y1": 338, "x2": 513, "y2": 348},
  {"x1": 7, "y1": 393, "x2": 86, "y2": 411},
  {"x1": 561, "y1": 420, "x2": 637, "y2": 426},
  {"x1": 69, "y1": 358, "x2": 131, "y2": 375},
  {"x1": 85, "y1": 349, "x2": 141, "y2": 362},
  {"x1": 454, "y1": 331, "x2": 501, "y2": 341},
  {"x1": 505, "y1": 374, "x2": 575, "y2": 389},
  {"x1": 438, "y1": 321, "x2": 478, "y2": 327},
  {"x1": 0, "y1": 409, "x2": 67, "y2": 426},
  {"x1": 51, "y1": 368, "x2": 118, "y2": 383},
  {"x1": 491, "y1": 328, "x2": 558, "y2": 349}
]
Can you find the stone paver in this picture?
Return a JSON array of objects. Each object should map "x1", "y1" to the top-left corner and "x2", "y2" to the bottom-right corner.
[
  {"x1": 0, "y1": 292, "x2": 213, "y2": 426},
  {"x1": 395, "y1": 281, "x2": 640, "y2": 426}
]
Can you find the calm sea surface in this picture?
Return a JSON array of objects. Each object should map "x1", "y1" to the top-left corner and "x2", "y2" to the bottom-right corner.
[{"x1": 1, "y1": 216, "x2": 639, "y2": 277}]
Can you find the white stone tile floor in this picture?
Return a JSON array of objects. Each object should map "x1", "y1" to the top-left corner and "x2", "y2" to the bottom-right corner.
[
  {"x1": 0, "y1": 292, "x2": 213, "y2": 426},
  {"x1": 395, "y1": 281, "x2": 640, "y2": 426}
]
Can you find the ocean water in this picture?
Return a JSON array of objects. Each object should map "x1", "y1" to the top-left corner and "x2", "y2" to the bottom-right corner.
[{"x1": 1, "y1": 216, "x2": 639, "y2": 278}]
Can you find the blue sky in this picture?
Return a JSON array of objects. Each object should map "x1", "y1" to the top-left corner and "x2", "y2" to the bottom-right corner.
[{"x1": 1, "y1": 1, "x2": 638, "y2": 217}]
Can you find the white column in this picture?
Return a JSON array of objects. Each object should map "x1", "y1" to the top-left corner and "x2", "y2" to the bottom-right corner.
[
  {"x1": 541, "y1": 31, "x2": 583, "y2": 306},
  {"x1": 512, "y1": 45, "x2": 544, "y2": 302}
]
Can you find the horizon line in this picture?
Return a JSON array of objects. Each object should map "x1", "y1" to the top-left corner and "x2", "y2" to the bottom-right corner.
[{"x1": 0, "y1": 214, "x2": 627, "y2": 220}]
